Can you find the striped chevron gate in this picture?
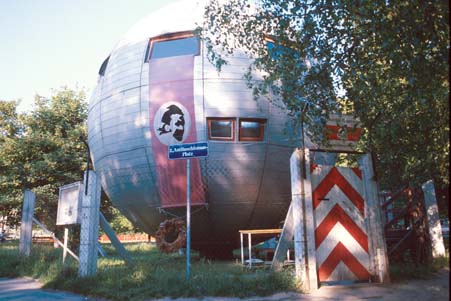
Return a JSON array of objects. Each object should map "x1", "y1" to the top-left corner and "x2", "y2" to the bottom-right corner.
[{"x1": 310, "y1": 165, "x2": 371, "y2": 283}]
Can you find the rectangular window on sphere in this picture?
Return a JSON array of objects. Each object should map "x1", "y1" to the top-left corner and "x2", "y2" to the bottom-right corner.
[
  {"x1": 148, "y1": 33, "x2": 199, "y2": 60},
  {"x1": 207, "y1": 118, "x2": 235, "y2": 141},
  {"x1": 239, "y1": 118, "x2": 266, "y2": 141}
]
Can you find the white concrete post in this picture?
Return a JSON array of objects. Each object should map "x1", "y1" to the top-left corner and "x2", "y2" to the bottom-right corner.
[
  {"x1": 240, "y1": 232, "x2": 244, "y2": 266},
  {"x1": 359, "y1": 154, "x2": 390, "y2": 283},
  {"x1": 63, "y1": 228, "x2": 69, "y2": 263},
  {"x1": 421, "y1": 180, "x2": 446, "y2": 258},
  {"x1": 78, "y1": 170, "x2": 101, "y2": 277},
  {"x1": 19, "y1": 189, "x2": 35, "y2": 257},
  {"x1": 248, "y1": 233, "x2": 253, "y2": 268},
  {"x1": 303, "y1": 149, "x2": 318, "y2": 290},
  {"x1": 290, "y1": 149, "x2": 306, "y2": 285}
]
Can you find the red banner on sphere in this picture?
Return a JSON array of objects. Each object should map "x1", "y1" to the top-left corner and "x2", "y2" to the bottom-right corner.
[{"x1": 149, "y1": 55, "x2": 205, "y2": 208}]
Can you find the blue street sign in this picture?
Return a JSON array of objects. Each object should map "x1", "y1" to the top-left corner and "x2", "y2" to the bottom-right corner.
[
  {"x1": 168, "y1": 142, "x2": 209, "y2": 280},
  {"x1": 168, "y1": 142, "x2": 208, "y2": 160}
]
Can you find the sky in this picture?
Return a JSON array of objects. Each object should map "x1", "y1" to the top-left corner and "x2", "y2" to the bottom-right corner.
[{"x1": 0, "y1": 0, "x2": 178, "y2": 112}]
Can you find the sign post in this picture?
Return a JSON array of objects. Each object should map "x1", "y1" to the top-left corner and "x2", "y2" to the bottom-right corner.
[
  {"x1": 186, "y1": 158, "x2": 191, "y2": 281},
  {"x1": 57, "y1": 182, "x2": 83, "y2": 264},
  {"x1": 168, "y1": 142, "x2": 208, "y2": 281}
]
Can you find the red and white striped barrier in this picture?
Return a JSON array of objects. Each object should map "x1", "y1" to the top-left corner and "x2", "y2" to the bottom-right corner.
[{"x1": 311, "y1": 165, "x2": 371, "y2": 282}]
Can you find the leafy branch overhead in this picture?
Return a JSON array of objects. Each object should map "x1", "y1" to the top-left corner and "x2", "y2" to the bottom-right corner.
[
  {"x1": 200, "y1": 0, "x2": 340, "y2": 145},
  {"x1": 200, "y1": 0, "x2": 449, "y2": 196}
]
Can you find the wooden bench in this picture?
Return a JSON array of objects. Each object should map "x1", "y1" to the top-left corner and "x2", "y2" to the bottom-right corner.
[{"x1": 239, "y1": 229, "x2": 283, "y2": 268}]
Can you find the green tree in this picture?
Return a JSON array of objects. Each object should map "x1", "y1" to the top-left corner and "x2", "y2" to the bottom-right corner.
[
  {"x1": 201, "y1": 0, "x2": 449, "y2": 210},
  {"x1": 0, "y1": 88, "x2": 88, "y2": 230},
  {"x1": 0, "y1": 100, "x2": 24, "y2": 227},
  {"x1": 108, "y1": 207, "x2": 139, "y2": 234},
  {"x1": 0, "y1": 88, "x2": 136, "y2": 234}
]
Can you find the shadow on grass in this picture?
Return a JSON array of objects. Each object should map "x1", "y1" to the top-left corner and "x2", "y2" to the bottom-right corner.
[
  {"x1": 1, "y1": 242, "x2": 300, "y2": 301},
  {"x1": 389, "y1": 253, "x2": 449, "y2": 282}
]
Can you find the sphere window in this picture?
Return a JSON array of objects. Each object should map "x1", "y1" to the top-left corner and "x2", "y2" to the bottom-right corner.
[
  {"x1": 98, "y1": 55, "x2": 110, "y2": 76},
  {"x1": 207, "y1": 118, "x2": 235, "y2": 141},
  {"x1": 149, "y1": 35, "x2": 199, "y2": 60},
  {"x1": 239, "y1": 118, "x2": 266, "y2": 141}
]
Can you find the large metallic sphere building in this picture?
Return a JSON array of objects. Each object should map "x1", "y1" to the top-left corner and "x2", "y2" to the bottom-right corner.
[{"x1": 88, "y1": 0, "x2": 305, "y2": 255}]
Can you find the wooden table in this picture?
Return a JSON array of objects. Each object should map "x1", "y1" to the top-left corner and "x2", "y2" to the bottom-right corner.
[{"x1": 239, "y1": 229, "x2": 282, "y2": 268}]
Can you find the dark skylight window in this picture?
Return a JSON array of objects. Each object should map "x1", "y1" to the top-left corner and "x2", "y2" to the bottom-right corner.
[
  {"x1": 98, "y1": 56, "x2": 110, "y2": 76},
  {"x1": 149, "y1": 36, "x2": 199, "y2": 60}
]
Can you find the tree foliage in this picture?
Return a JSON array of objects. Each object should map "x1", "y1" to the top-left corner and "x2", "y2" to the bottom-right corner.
[
  {"x1": 0, "y1": 87, "x2": 138, "y2": 234},
  {"x1": 0, "y1": 88, "x2": 88, "y2": 229},
  {"x1": 201, "y1": 0, "x2": 449, "y2": 206},
  {"x1": 201, "y1": 0, "x2": 341, "y2": 144}
]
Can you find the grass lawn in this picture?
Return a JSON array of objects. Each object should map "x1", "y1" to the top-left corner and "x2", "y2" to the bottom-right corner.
[
  {"x1": 0, "y1": 242, "x2": 300, "y2": 300},
  {"x1": 1, "y1": 241, "x2": 448, "y2": 300}
]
